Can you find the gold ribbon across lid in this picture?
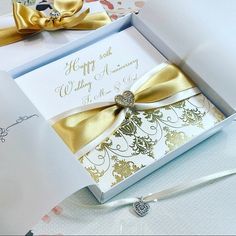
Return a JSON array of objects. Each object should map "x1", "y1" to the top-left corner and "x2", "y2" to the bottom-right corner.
[
  {"x1": 0, "y1": 0, "x2": 111, "y2": 46},
  {"x1": 52, "y1": 64, "x2": 196, "y2": 155}
]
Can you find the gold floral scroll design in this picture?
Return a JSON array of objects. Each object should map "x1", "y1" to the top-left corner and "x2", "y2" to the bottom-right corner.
[
  {"x1": 79, "y1": 94, "x2": 225, "y2": 187},
  {"x1": 164, "y1": 127, "x2": 191, "y2": 153},
  {"x1": 111, "y1": 157, "x2": 144, "y2": 187},
  {"x1": 85, "y1": 166, "x2": 105, "y2": 183}
]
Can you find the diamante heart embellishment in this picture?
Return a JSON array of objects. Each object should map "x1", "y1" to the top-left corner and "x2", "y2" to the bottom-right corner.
[
  {"x1": 133, "y1": 198, "x2": 150, "y2": 217},
  {"x1": 115, "y1": 91, "x2": 135, "y2": 108},
  {"x1": 50, "y1": 9, "x2": 61, "y2": 19}
]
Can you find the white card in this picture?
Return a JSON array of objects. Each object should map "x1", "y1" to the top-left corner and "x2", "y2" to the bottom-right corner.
[
  {"x1": 0, "y1": 71, "x2": 94, "y2": 235},
  {"x1": 16, "y1": 26, "x2": 167, "y2": 120},
  {"x1": 0, "y1": 1, "x2": 107, "y2": 72}
]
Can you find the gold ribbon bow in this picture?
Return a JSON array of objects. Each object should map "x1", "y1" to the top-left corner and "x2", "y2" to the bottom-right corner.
[
  {"x1": 0, "y1": 0, "x2": 111, "y2": 46},
  {"x1": 52, "y1": 64, "x2": 197, "y2": 155}
]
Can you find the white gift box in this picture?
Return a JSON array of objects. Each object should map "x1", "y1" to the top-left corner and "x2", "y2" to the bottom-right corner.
[{"x1": 0, "y1": 1, "x2": 236, "y2": 233}]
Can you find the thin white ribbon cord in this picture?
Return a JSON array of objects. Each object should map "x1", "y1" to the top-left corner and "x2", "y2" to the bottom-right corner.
[
  {"x1": 67, "y1": 168, "x2": 236, "y2": 216},
  {"x1": 143, "y1": 168, "x2": 236, "y2": 202}
]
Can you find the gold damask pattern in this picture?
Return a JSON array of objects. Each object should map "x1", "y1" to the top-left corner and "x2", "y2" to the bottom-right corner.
[
  {"x1": 85, "y1": 166, "x2": 105, "y2": 183},
  {"x1": 111, "y1": 158, "x2": 143, "y2": 186},
  {"x1": 79, "y1": 94, "x2": 225, "y2": 190},
  {"x1": 181, "y1": 108, "x2": 206, "y2": 128},
  {"x1": 164, "y1": 127, "x2": 190, "y2": 152}
]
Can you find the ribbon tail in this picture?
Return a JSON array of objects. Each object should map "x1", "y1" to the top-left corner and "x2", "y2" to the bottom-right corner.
[
  {"x1": 70, "y1": 12, "x2": 111, "y2": 30},
  {"x1": 54, "y1": 0, "x2": 84, "y2": 16},
  {"x1": 0, "y1": 26, "x2": 39, "y2": 47},
  {"x1": 62, "y1": 8, "x2": 90, "y2": 29},
  {"x1": 52, "y1": 105, "x2": 123, "y2": 155}
]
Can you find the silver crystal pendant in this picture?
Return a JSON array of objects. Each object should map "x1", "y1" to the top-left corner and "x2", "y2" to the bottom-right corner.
[
  {"x1": 49, "y1": 9, "x2": 61, "y2": 19},
  {"x1": 133, "y1": 198, "x2": 150, "y2": 217}
]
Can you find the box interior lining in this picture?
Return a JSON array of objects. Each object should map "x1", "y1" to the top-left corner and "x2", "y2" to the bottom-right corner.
[{"x1": 131, "y1": 14, "x2": 235, "y2": 118}]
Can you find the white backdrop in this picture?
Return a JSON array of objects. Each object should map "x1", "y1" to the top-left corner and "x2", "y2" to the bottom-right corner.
[{"x1": 1, "y1": 1, "x2": 236, "y2": 235}]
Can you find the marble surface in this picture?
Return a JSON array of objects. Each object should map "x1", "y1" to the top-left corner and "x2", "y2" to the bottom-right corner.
[{"x1": 1, "y1": 1, "x2": 236, "y2": 235}]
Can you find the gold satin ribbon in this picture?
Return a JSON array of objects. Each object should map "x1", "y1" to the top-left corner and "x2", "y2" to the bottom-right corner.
[
  {"x1": 0, "y1": 0, "x2": 111, "y2": 46},
  {"x1": 53, "y1": 64, "x2": 196, "y2": 154}
]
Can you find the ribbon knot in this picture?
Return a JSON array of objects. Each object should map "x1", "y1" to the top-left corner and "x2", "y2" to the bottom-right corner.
[{"x1": 0, "y1": 0, "x2": 111, "y2": 46}]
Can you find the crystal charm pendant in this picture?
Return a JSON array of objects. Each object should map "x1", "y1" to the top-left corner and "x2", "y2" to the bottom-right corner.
[
  {"x1": 133, "y1": 198, "x2": 150, "y2": 217},
  {"x1": 50, "y1": 9, "x2": 61, "y2": 19}
]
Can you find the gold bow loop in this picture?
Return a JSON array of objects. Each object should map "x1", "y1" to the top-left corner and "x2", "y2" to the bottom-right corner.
[
  {"x1": 52, "y1": 64, "x2": 196, "y2": 155},
  {"x1": 0, "y1": 0, "x2": 111, "y2": 46}
]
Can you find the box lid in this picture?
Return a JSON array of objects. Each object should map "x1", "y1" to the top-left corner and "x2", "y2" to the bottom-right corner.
[
  {"x1": 138, "y1": 0, "x2": 236, "y2": 109},
  {"x1": 0, "y1": 71, "x2": 94, "y2": 234}
]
